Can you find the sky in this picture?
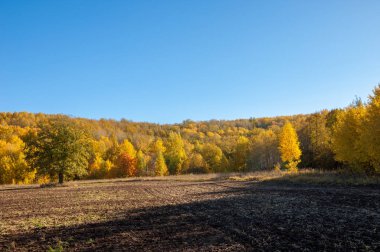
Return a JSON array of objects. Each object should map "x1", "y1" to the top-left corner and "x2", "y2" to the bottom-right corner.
[{"x1": 0, "y1": 1, "x2": 379, "y2": 124}]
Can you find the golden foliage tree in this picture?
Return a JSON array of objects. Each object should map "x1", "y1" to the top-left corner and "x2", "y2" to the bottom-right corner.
[
  {"x1": 231, "y1": 136, "x2": 250, "y2": 171},
  {"x1": 149, "y1": 138, "x2": 168, "y2": 176},
  {"x1": 331, "y1": 87, "x2": 380, "y2": 174},
  {"x1": 0, "y1": 135, "x2": 33, "y2": 184},
  {"x1": 249, "y1": 128, "x2": 280, "y2": 170},
  {"x1": 119, "y1": 139, "x2": 137, "y2": 158},
  {"x1": 362, "y1": 85, "x2": 380, "y2": 172},
  {"x1": 113, "y1": 139, "x2": 137, "y2": 177},
  {"x1": 154, "y1": 151, "x2": 168, "y2": 176},
  {"x1": 150, "y1": 138, "x2": 166, "y2": 154},
  {"x1": 116, "y1": 152, "x2": 137, "y2": 177},
  {"x1": 185, "y1": 152, "x2": 208, "y2": 173},
  {"x1": 200, "y1": 143, "x2": 225, "y2": 172},
  {"x1": 136, "y1": 150, "x2": 147, "y2": 176},
  {"x1": 278, "y1": 121, "x2": 301, "y2": 171},
  {"x1": 165, "y1": 132, "x2": 187, "y2": 175},
  {"x1": 332, "y1": 101, "x2": 368, "y2": 172},
  {"x1": 88, "y1": 139, "x2": 109, "y2": 179}
]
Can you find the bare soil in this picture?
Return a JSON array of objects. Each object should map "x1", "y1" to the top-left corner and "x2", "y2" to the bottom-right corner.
[{"x1": 0, "y1": 179, "x2": 379, "y2": 251}]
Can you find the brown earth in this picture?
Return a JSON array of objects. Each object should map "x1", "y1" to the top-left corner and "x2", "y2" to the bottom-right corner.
[{"x1": 0, "y1": 179, "x2": 379, "y2": 251}]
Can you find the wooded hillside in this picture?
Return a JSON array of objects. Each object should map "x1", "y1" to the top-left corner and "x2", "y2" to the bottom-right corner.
[{"x1": 1, "y1": 85, "x2": 379, "y2": 184}]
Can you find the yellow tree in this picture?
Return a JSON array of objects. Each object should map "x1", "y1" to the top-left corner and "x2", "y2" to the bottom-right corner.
[
  {"x1": 249, "y1": 128, "x2": 280, "y2": 170},
  {"x1": 231, "y1": 136, "x2": 250, "y2": 171},
  {"x1": 119, "y1": 139, "x2": 137, "y2": 157},
  {"x1": 187, "y1": 153, "x2": 208, "y2": 173},
  {"x1": 117, "y1": 152, "x2": 137, "y2": 177},
  {"x1": 278, "y1": 121, "x2": 301, "y2": 171},
  {"x1": 332, "y1": 102, "x2": 368, "y2": 172},
  {"x1": 361, "y1": 85, "x2": 380, "y2": 173},
  {"x1": 88, "y1": 139, "x2": 108, "y2": 179},
  {"x1": 114, "y1": 139, "x2": 137, "y2": 177},
  {"x1": 136, "y1": 150, "x2": 147, "y2": 176},
  {"x1": 154, "y1": 151, "x2": 168, "y2": 176},
  {"x1": 165, "y1": 132, "x2": 187, "y2": 175},
  {"x1": 150, "y1": 138, "x2": 166, "y2": 154},
  {"x1": 150, "y1": 138, "x2": 168, "y2": 176},
  {"x1": 200, "y1": 143, "x2": 225, "y2": 172},
  {"x1": 0, "y1": 135, "x2": 34, "y2": 184}
]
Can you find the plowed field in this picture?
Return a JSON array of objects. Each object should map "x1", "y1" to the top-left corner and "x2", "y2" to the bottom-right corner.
[{"x1": 0, "y1": 179, "x2": 379, "y2": 251}]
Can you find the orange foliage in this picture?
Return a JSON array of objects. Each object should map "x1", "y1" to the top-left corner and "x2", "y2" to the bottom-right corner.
[{"x1": 117, "y1": 152, "x2": 137, "y2": 177}]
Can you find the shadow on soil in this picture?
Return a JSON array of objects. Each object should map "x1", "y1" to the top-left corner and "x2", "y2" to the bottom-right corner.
[{"x1": 1, "y1": 180, "x2": 379, "y2": 251}]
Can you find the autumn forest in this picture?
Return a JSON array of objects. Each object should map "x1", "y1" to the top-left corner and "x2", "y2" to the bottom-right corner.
[{"x1": 0, "y1": 85, "x2": 379, "y2": 185}]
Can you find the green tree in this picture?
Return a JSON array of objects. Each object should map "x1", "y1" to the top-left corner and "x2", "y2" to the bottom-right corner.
[
  {"x1": 136, "y1": 150, "x2": 147, "y2": 176},
  {"x1": 278, "y1": 121, "x2": 302, "y2": 171},
  {"x1": 23, "y1": 117, "x2": 91, "y2": 184}
]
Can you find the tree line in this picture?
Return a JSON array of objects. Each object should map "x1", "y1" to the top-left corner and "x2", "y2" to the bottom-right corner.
[{"x1": 0, "y1": 85, "x2": 379, "y2": 184}]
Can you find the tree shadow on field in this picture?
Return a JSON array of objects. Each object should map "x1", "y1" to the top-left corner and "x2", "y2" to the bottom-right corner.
[{"x1": 1, "y1": 181, "x2": 380, "y2": 251}]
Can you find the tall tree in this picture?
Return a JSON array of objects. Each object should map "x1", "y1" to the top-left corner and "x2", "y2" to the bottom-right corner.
[
  {"x1": 165, "y1": 132, "x2": 187, "y2": 175},
  {"x1": 23, "y1": 117, "x2": 91, "y2": 184},
  {"x1": 103, "y1": 135, "x2": 120, "y2": 163},
  {"x1": 231, "y1": 136, "x2": 250, "y2": 171},
  {"x1": 136, "y1": 150, "x2": 147, "y2": 176},
  {"x1": 278, "y1": 121, "x2": 301, "y2": 171},
  {"x1": 154, "y1": 151, "x2": 168, "y2": 176},
  {"x1": 185, "y1": 153, "x2": 208, "y2": 173},
  {"x1": 301, "y1": 111, "x2": 335, "y2": 169},
  {"x1": 0, "y1": 135, "x2": 32, "y2": 184},
  {"x1": 147, "y1": 138, "x2": 168, "y2": 176},
  {"x1": 116, "y1": 152, "x2": 137, "y2": 177},
  {"x1": 119, "y1": 139, "x2": 137, "y2": 157},
  {"x1": 113, "y1": 139, "x2": 137, "y2": 177},
  {"x1": 200, "y1": 143, "x2": 225, "y2": 172},
  {"x1": 332, "y1": 101, "x2": 368, "y2": 172},
  {"x1": 248, "y1": 128, "x2": 280, "y2": 170},
  {"x1": 362, "y1": 84, "x2": 380, "y2": 172}
]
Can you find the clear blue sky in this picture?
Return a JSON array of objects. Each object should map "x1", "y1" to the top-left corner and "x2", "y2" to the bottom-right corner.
[{"x1": 1, "y1": 1, "x2": 379, "y2": 124}]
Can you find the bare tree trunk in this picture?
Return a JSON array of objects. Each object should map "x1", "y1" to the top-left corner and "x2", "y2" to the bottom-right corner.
[{"x1": 58, "y1": 172, "x2": 64, "y2": 184}]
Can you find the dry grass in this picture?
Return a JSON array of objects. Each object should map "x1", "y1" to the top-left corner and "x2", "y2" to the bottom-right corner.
[
  {"x1": 227, "y1": 170, "x2": 284, "y2": 182},
  {"x1": 227, "y1": 169, "x2": 380, "y2": 186},
  {"x1": 276, "y1": 169, "x2": 380, "y2": 186},
  {"x1": 1, "y1": 169, "x2": 379, "y2": 191}
]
